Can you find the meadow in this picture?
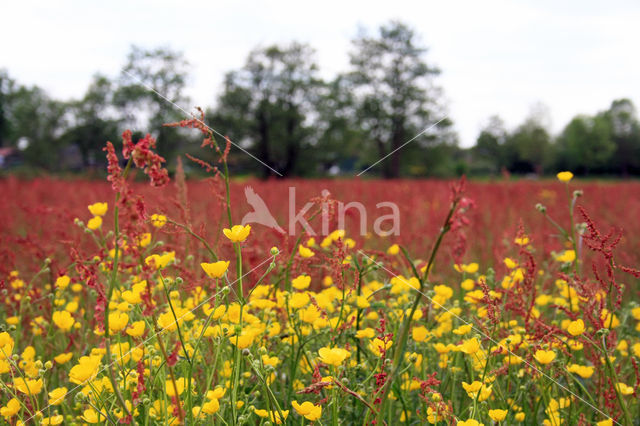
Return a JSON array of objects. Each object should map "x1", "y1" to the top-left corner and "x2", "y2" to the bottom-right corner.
[{"x1": 1, "y1": 124, "x2": 639, "y2": 425}]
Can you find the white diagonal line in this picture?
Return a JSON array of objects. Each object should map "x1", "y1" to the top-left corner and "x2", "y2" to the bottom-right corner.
[
  {"x1": 357, "y1": 116, "x2": 448, "y2": 176},
  {"x1": 23, "y1": 254, "x2": 275, "y2": 424},
  {"x1": 122, "y1": 70, "x2": 283, "y2": 177},
  {"x1": 357, "y1": 250, "x2": 618, "y2": 425}
]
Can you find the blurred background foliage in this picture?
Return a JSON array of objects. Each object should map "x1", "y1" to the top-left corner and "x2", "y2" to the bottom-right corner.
[{"x1": 1, "y1": 21, "x2": 639, "y2": 179}]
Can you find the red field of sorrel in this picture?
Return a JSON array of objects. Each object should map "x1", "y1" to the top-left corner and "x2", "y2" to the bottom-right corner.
[
  {"x1": 1, "y1": 176, "x2": 639, "y2": 282},
  {"x1": 1, "y1": 128, "x2": 640, "y2": 426}
]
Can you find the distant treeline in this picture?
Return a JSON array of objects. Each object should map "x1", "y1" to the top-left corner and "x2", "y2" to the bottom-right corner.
[{"x1": 1, "y1": 21, "x2": 639, "y2": 178}]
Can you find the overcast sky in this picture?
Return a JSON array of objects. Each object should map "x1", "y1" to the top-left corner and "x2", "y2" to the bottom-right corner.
[{"x1": 2, "y1": 0, "x2": 639, "y2": 147}]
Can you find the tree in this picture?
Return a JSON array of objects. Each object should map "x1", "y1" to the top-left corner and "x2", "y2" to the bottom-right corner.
[
  {"x1": 114, "y1": 46, "x2": 190, "y2": 162},
  {"x1": 473, "y1": 115, "x2": 507, "y2": 174},
  {"x1": 212, "y1": 43, "x2": 321, "y2": 177},
  {"x1": 3, "y1": 83, "x2": 66, "y2": 170},
  {"x1": 556, "y1": 115, "x2": 614, "y2": 174},
  {"x1": 347, "y1": 21, "x2": 452, "y2": 178},
  {"x1": 312, "y1": 76, "x2": 365, "y2": 174},
  {"x1": 61, "y1": 75, "x2": 121, "y2": 168},
  {"x1": 605, "y1": 99, "x2": 640, "y2": 175},
  {"x1": 503, "y1": 106, "x2": 552, "y2": 175}
]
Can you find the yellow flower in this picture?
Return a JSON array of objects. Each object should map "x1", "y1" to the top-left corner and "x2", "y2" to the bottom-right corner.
[
  {"x1": 82, "y1": 408, "x2": 105, "y2": 423},
  {"x1": 298, "y1": 245, "x2": 315, "y2": 258},
  {"x1": 144, "y1": 251, "x2": 175, "y2": 270},
  {"x1": 534, "y1": 349, "x2": 556, "y2": 365},
  {"x1": 557, "y1": 171, "x2": 573, "y2": 182},
  {"x1": 453, "y1": 324, "x2": 473, "y2": 335},
  {"x1": 54, "y1": 352, "x2": 73, "y2": 364},
  {"x1": 87, "y1": 216, "x2": 102, "y2": 230},
  {"x1": 52, "y1": 310, "x2": 75, "y2": 332},
  {"x1": 201, "y1": 261, "x2": 230, "y2": 279},
  {"x1": 458, "y1": 419, "x2": 483, "y2": 426},
  {"x1": 596, "y1": 419, "x2": 613, "y2": 426},
  {"x1": 136, "y1": 232, "x2": 152, "y2": 247},
  {"x1": 41, "y1": 415, "x2": 64, "y2": 425},
  {"x1": 567, "y1": 364, "x2": 594, "y2": 379},
  {"x1": 616, "y1": 382, "x2": 634, "y2": 395},
  {"x1": 48, "y1": 387, "x2": 67, "y2": 405},
  {"x1": 369, "y1": 338, "x2": 392, "y2": 357},
  {"x1": 387, "y1": 244, "x2": 400, "y2": 255},
  {"x1": 567, "y1": 319, "x2": 585, "y2": 336},
  {"x1": 515, "y1": 412, "x2": 526, "y2": 421},
  {"x1": 317, "y1": 347, "x2": 349, "y2": 366},
  {"x1": 0, "y1": 398, "x2": 20, "y2": 418},
  {"x1": 355, "y1": 328, "x2": 375, "y2": 339},
  {"x1": 290, "y1": 292, "x2": 310, "y2": 309},
  {"x1": 150, "y1": 213, "x2": 167, "y2": 228},
  {"x1": 456, "y1": 262, "x2": 479, "y2": 274},
  {"x1": 514, "y1": 236, "x2": 530, "y2": 246},
  {"x1": 555, "y1": 250, "x2": 576, "y2": 263},
  {"x1": 412, "y1": 326, "x2": 428, "y2": 342},
  {"x1": 69, "y1": 355, "x2": 102, "y2": 384},
  {"x1": 55, "y1": 275, "x2": 71, "y2": 289},
  {"x1": 108, "y1": 311, "x2": 129, "y2": 333},
  {"x1": 201, "y1": 397, "x2": 220, "y2": 414},
  {"x1": 14, "y1": 377, "x2": 43, "y2": 395},
  {"x1": 254, "y1": 409, "x2": 289, "y2": 424},
  {"x1": 223, "y1": 224, "x2": 251, "y2": 243},
  {"x1": 292, "y1": 400, "x2": 322, "y2": 421},
  {"x1": 459, "y1": 337, "x2": 481, "y2": 355},
  {"x1": 126, "y1": 320, "x2": 146, "y2": 337},
  {"x1": 166, "y1": 377, "x2": 186, "y2": 397},
  {"x1": 88, "y1": 202, "x2": 108, "y2": 216},
  {"x1": 292, "y1": 275, "x2": 312, "y2": 290},
  {"x1": 488, "y1": 409, "x2": 508, "y2": 421}
]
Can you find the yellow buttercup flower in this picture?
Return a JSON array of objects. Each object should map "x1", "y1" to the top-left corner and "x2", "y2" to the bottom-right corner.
[
  {"x1": 567, "y1": 319, "x2": 585, "y2": 336},
  {"x1": 458, "y1": 419, "x2": 483, "y2": 426},
  {"x1": 82, "y1": 408, "x2": 105, "y2": 423},
  {"x1": 223, "y1": 224, "x2": 251, "y2": 243},
  {"x1": 87, "y1": 216, "x2": 102, "y2": 230},
  {"x1": 14, "y1": 377, "x2": 43, "y2": 395},
  {"x1": 166, "y1": 377, "x2": 187, "y2": 397},
  {"x1": 459, "y1": 337, "x2": 481, "y2": 355},
  {"x1": 617, "y1": 382, "x2": 634, "y2": 395},
  {"x1": 253, "y1": 409, "x2": 289, "y2": 424},
  {"x1": 108, "y1": 311, "x2": 129, "y2": 333},
  {"x1": 488, "y1": 409, "x2": 508, "y2": 421},
  {"x1": 292, "y1": 400, "x2": 322, "y2": 421},
  {"x1": 201, "y1": 261, "x2": 230, "y2": 279},
  {"x1": 69, "y1": 355, "x2": 102, "y2": 384},
  {"x1": 567, "y1": 364, "x2": 594, "y2": 379},
  {"x1": 126, "y1": 320, "x2": 146, "y2": 337},
  {"x1": 55, "y1": 275, "x2": 71, "y2": 289},
  {"x1": 0, "y1": 398, "x2": 20, "y2": 418},
  {"x1": 41, "y1": 415, "x2": 64, "y2": 425},
  {"x1": 52, "y1": 310, "x2": 75, "y2": 332},
  {"x1": 150, "y1": 213, "x2": 167, "y2": 228},
  {"x1": 88, "y1": 202, "x2": 108, "y2": 216},
  {"x1": 317, "y1": 347, "x2": 349, "y2": 366},
  {"x1": 292, "y1": 275, "x2": 312, "y2": 290},
  {"x1": 387, "y1": 244, "x2": 400, "y2": 255},
  {"x1": 412, "y1": 326, "x2": 428, "y2": 342},
  {"x1": 534, "y1": 349, "x2": 556, "y2": 365},
  {"x1": 54, "y1": 352, "x2": 73, "y2": 364},
  {"x1": 555, "y1": 250, "x2": 576, "y2": 263},
  {"x1": 298, "y1": 245, "x2": 315, "y2": 258},
  {"x1": 48, "y1": 387, "x2": 67, "y2": 405},
  {"x1": 557, "y1": 171, "x2": 573, "y2": 182}
]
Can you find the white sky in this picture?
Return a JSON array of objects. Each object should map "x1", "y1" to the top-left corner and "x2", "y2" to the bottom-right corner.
[{"x1": 2, "y1": 0, "x2": 639, "y2": 147}]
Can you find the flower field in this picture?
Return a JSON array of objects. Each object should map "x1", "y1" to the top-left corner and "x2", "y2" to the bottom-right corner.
[{"x1": 1, "y1": 124, "x2": 640, "y2": 425}]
